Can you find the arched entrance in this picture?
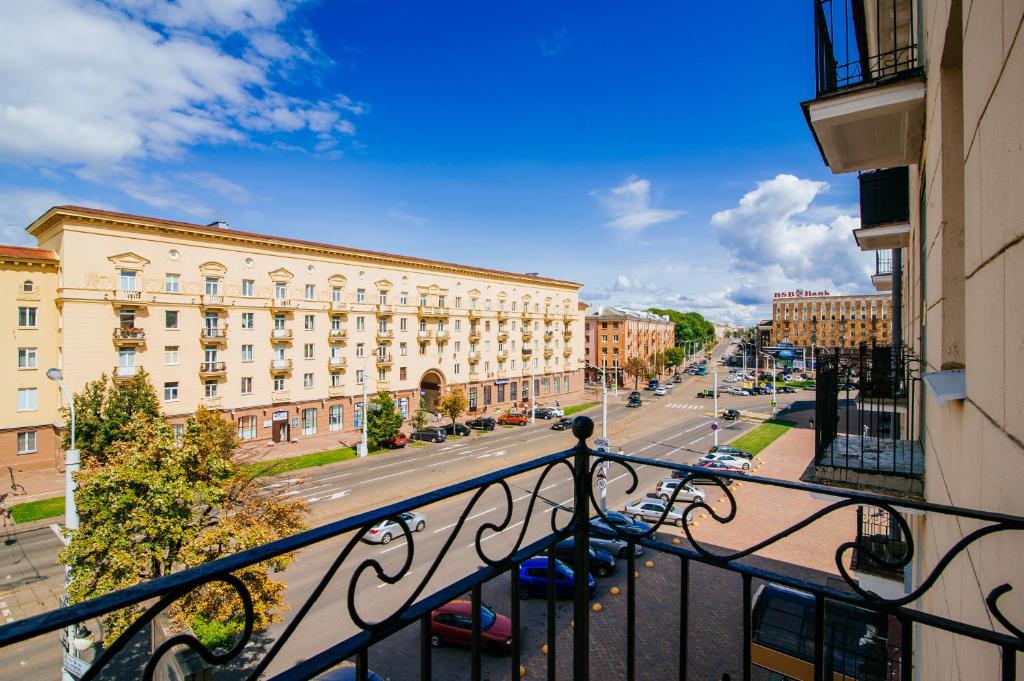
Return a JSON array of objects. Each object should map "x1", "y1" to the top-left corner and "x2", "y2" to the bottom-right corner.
[{"x1": 419, "y1": 369, "x2": 446, "y2": 414}]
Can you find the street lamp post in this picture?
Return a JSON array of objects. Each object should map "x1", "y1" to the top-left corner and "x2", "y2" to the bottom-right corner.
[
  {"x1": 529, "y1": 359, "x2": 536, "y2": 423},
  {"x1": 357, "y1": 354, "x2": 375, "y2": 457},
  {"x1": 712, "y1": 366, "x2": 720, "y2": 447},
  {"x1": 580, "y1": 359, "x2": 609, "y2": 512},
  {"x1": 759, "y1": 352, "x2": 778, "y2": 419}
]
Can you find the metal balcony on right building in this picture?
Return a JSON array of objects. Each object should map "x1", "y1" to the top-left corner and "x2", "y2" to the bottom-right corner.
[
  {"x1": 855, "y1": 166, "x2": 911, "y2": 250},
  {"x1": 802, "y1": 0, "x2": 925, "y2": 173}
]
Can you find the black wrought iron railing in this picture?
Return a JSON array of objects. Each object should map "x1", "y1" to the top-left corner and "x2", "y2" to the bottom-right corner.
[
  {"x1": 852, "y1": 506, "x2": 907, "y2": 582},
  {"x1": 860, "y1": 167, "x2": 910, "y2": 228},
  {"x1": 814, "y1": 0, "x2": 921, "y2": 97},
  {"x1": 876, "y1": 250, "x2": 893, "y2": 277},
  {"x1": 2, "y1": 417, "x2": 1022, "y2": 680},
  {"x1": 815, "y1": 345, "x2": 922, "y2": 481}
]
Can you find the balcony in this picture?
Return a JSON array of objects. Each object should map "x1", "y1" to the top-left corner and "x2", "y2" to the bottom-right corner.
[
  {"x1": 495, "y1": 370, "x2": 507, "y2": 379},
  {"x1": 522, "y1": 330, "x2": 532, "y2": 341},
  {"x1": 802, "y1": 0, "x2": 924, "y2": 173},
  {"x1": 200, "y1": 326, "x2": 228, "y2": 344},
  {"x1": 200, "y1": 294, "x2": 227, "y2": 309},
  {"x1": 270, "y1": 328, "x2": 293, "y2": 343},
  {"x1": 270, "y1": 389, "x2": 290, "y2": 403},
  {"x1": 496, "y1": 310, "x2": 509, "y2": 321},
  {"x1": 112, "y1": 365, "x2": 139, "y2": 382},
  {"x1": 435, "y1": 330, "x2": 449, "y2": 342},
  {"x1": 328, "y1": 385, "x2": 346, "y2": 398},
  {"x1": 14, "y1": 415, "x2": 1016, "y2": 681},
  {"x1": 563, "y1": 329, "x2": 573, "y2": 340},
  {"x1": 328, "y1": 356, "x2": 347, "y2": 370},
  {"x1": 496, "y1": 350, "x2": 508, "y2": 362},
  {"x1": 563, "y1": 348, "x2": 572, "y2": 358},
  {"x1": 522, "y1": 347, "x2": 533, "y2": 357},
  {"x1": 375, "y1": 353, "x2": 393, "y2": 367},
  {"x1": 467, "y1": 370, "x2": 480, "y2": 380},
  {"x1": 467, "y1": 308, "x2": 481, "y2": 320},
  {"x1": 854, "y1": 167, "x2": 911, "y2": 250},
  {"x1": 376, "y1": 329, "x2": 394, "y2": 343},
  {"x1": 418, "y1": 305, "x2": 449, "y2": 318},
  {"x1": 376, "y1": 304, "x2": 396, "y2": 316},
  {"x1": 468, "y1": 330, "x2": 481, "y2": 343},
  {"x1": 497, "y1": 331, "x2": 508, "y2": 342},
  {"x1": 111, "y1": 289, "x2": 146, "y2": 307},
  {"x1": 417, "y1": 330, "x2": 434, "y2": 343},
  {"x1": 112, "y1": 327, "x2": 145, "y2": 345},
  {"x1": 872, "y1": 250, "x2": 893, "y2": 292},
  {"x1": 467, "y1": 351, "x2": 480, "y2": 364},
  {"x1": 200, "y1": 395, "x2": 223, "y2": 409},
  {"x1": 812, "y1": 345, "x2": 923, "y2": 496},
  {"x1": 270, "y1": 297, "x2": 294, "y2": 312},
  {"x1": 543, "y1": 331, "x2": 554, "y2": 342},
  {"x1": 329, "y1": 328, "x2": 348, "y2": 341},
  {"x1": 270, "y1": 358, "x2": 293, "y2": 373},
  {"x1": 198, "y1": 361, "x2": 227, "y2": 377},
  {"x1": 850, "y1": 506, "x2": 908, "y2": 597},
  {"x1": 543, "y1": 348, "x2": 553, "y2": 360},
  {"x1": 330, "y1": 301, "x2": 350, "y2": 313},
  {"x1": 375, "y1": 380, "x2": 391, "y2": 393}
]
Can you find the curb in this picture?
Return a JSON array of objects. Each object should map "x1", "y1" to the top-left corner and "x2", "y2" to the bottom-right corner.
[{"x1": 4, "y1": 516, "x2": 65, "y2": 536}]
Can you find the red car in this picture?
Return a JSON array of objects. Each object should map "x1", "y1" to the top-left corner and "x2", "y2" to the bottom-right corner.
[
  {"x1": 381, "y1": 432, "x2": 409, "y2": 449},
  {"x1": 497, "y1": 413, "x2": 528, "y2": 426},
  {"x1": 430, "y1": 600, "x2": 512, "y2": 654}
]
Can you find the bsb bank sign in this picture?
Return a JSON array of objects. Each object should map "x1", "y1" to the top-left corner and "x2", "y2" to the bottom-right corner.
[{"x1": 773, "y1": 289, "x2": 831, "y2": 299}]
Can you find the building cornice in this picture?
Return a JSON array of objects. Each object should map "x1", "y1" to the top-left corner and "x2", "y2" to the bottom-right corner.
[{"x1": 28, "y1": 206, "x2": 583, "y2": 291}]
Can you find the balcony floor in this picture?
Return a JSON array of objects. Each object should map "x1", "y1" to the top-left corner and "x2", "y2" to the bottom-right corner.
[{"x1": 819, "y1": 434, "x2": 923, "y2": 477}]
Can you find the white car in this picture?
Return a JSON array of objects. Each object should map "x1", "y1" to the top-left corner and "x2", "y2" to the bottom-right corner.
[
  {"x1": 654, "y1": 387, "x2": 667, "y2": 396},
  {"x1": 363, "y1": 511, "x2": 427, "y2": 544},
  {"x1": 623, "y1": 498, "x2": 689, "y2": 527},
  {"x1": 547, "y1": 406, "x2": 565, "y2": 417},
  {"x1": 698, "y1": 453, "x2": 751, "y2": 471},
  {"x1": 653, "y1": 479, "x2": 705, "y2": 504},
  {"x1": 664, "y1": 382, "x2": 674, "y2": 390}
]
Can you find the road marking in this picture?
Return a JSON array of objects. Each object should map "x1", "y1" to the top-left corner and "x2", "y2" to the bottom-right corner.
[
  {"x1": 430, "y1": 506, "x2": 498, "y2": 534},
  {"x1": 307, "y1": 489, "x2": 351, "y2": 503},
  {"x1": 262, "y1": 477, "x2": 303, "y2": 489},
  {"x1": 493, "y1": 450, "x2": 508, "y2": 457},
  {"x1": 376, "y1": 571, "x2": 413, "y2": 589},
  {"x1": 544, "y1": 497, "x2": 574, "y2": 514},
  {"x1": 474, "y1": 519, "x2": 525, "y2": 546},
  {"x1": 684, "y1": 420, "x2": 711, "y2": 433},
  {"x1": 358, "y1": 470, "x2": 412, "y2": 485}
]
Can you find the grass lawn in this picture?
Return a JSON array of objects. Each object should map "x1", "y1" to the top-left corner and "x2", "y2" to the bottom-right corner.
[
  {"x1": 563, "y1": 401, "x2": 599, "y2": 416},
  {"x1": 728, "y1": 419, "x2": 797, "y2": 456},
  {"x1": 11, "y1": 496, "x2": 65, "y2": 523},
  {"x1": 241, "y1": 446, "x2": 361, "y2": 477}
]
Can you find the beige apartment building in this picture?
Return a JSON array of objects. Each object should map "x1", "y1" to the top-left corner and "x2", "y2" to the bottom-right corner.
[
  {"x1": 803, "y1": 0, "x2": 1023, "y2": 678},
  {"x1": 1, "y1": 206, "x2": 585, "y2": 470},
  {"x1": 770, "y1": 291, "x2": 892, "y2": 350},
  {"x1": 583, "y1": 306, "x2": 675, "y2": 382}
]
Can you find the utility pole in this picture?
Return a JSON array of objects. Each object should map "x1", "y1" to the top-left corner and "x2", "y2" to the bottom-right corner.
[
  {"x1": 712, "y1": 366, "x2": 720, "y2": 447},
  {"x1": 529, "y1": 359, "x2": 536, "y2": 423}
]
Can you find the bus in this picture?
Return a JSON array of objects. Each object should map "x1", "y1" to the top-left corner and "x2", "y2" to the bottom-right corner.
[{"x1": 751, "y1": 583, "x2": 901, "y2": 681}]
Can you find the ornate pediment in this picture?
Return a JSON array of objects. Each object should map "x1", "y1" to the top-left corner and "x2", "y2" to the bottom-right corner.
[
  {"x1": 375, "y1": 279, "x2": 393, "y2": 290},
  {"x1": 328, "y1": 274, "x2": 347, "y2": 286},
  {"x1": 107, "y1": 252, "x2": 150, "y2": 269},
  {"x1": 269, "y1": 267, "x2": 294, "y2": 282},
  {"x1": 199, "y1": 261, "x2": 227, "y2": 276},
  {"x1": 416, "y1": 284, "x2": 449, "y2": 294},
  {"x1": 496, "y1": 291, "x2": 508, "y2": 300},
  {"x1": 467, "y1": 288, "x2": 481, "y2": 297}
]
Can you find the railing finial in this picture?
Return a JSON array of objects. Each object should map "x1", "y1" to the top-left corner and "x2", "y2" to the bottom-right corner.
[{"x1": 571, "y1": 415, "x2": 594, "y2": 443}]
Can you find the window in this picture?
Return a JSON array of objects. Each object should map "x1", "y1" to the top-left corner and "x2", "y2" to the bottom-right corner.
[
  {"x1": 163, "y1": 382, "x2": 179, "y2": 401},
  {"x1": 204, "y1": 381, "x2": 218, "y2": 398},
  {"x1": 241, "y1": 376, "x2": 253, "y2": 394},
  {"x1": 454, "y1": 363, "x2": 461, "y2": 375},
  {"x1": 22, "y1": 280, "x2": 34, "y2": 293},
  {"x1": 400, "y1": 317, "x2": 408, "y2": 331},
  {"x1": 17, "y1": 431, "x2": 37, "y2": 454},
  {"x1": 483, "y1": 385, "x2": 492, "y2": 406},
  {"x1": 274, "y1": 314, "x2": 286, "y2": 330},
  {"x1": 16, "y1": 387, "x2": 37, "y2": 412},
  {"x1": 120, "y1": 270, "x2": 137, "y2": 291},
  {"x1": 438, "y1": 296, "x2": 446, "y2": 308},
  {"x1": 454, "y1": 319, "x2": 461, "y2": 331},
  {"x1": 510, "y1": 381, "x2": 517, "y2": 402},
  {"x1": 356, "y1": 316, "x2": 365, "y2": 331},
  {"x1": 241, "y1": 344, "x2": 253, "y2": 361},
  {"x1": 378, "y1": 319, "x2": 388, "y2": 333},
  {"x1": 305, "y1": 284, "x2": 315, "y2": 300},
  {"x1": 165, "y1": 311, "x2": 179, "y2": 329},
  {"x1": 274, "y1": 282, "x2": 287, "y2": 299},
  {"x1": 17, "y1": 307, "x2": 37, "y2": 327},
  {"x1": 356, "y1": 288, "x2": 365, "y2": 303},
  {"x1": 165, "y1": 274, "x2": 180, "y2": 293},
  {"x1": 204, "y1": 277, "x2": 219, "y2": 295},
  {"x1": 242, "y1": 312, "x2": 254, "y2": 329},
  {"x1": 237, "y1": 415, "x2": 257, "y2": 440},
  {"x1": 303, "y1": 343, "x2": 314, "y2": 360},
  {"x1": 356, "y1": 343, "x2": 365, "y2": 358},
  {"x1": 17, "y1": 348, "x2": 37, "y2": 369},
  {"x1": 454, "y1": 341, "x2": 461, "y2": 352},
  {"x1": 400, "y1": 291, "x2": 408, "y2": 305},
  {"x1": 332, "y1": 286, "x2": 342, "y2": 302},
  {"x1": 331, "y1": 316, "x2": 342, "y2": 331},
  {"x1": 329, "y1": 405, "x2": 343, "y2": 431},
  {"x1": 242, "y1": 279, "x2": 254, "y2": 296},
  {"x1": 273, "y1": 376, "x2": 285, "y2": 390},
  {"x1": 455, "y1": 296, "x2": 462, "y2": 308},
  {"x1": 399, "y1": 342, "x2": 408, "y2": 356},
  {"x1": 302, "y1": 373, "x2": 314, "y2": 389},
  {"x1": 164, "y1": 346, "x2": 179, "y2": 365},
  {"x1": 304, "y1": 314, "x2": 315, "y2": 330},
  {"x1": 469, "y1": 388, "x2": 477, "y2": 410},
  {"x1": 419, "y1": 295, "x2": 428, "y2": 307},
  {"x1": 378, "y1": 291, "x2": 388, "y2": 304},
  {"x1": 356, "y1": 369, "x2": 365, "y2": 384}
]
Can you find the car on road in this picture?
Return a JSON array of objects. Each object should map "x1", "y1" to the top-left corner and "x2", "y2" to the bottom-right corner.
[
  {"x1": 381, "y1": 432, "x2": 409, "y2": 449},
  {"x1": 465, "y1": 417, "x2": 496, "y2": 431},
  {"x1": 546, "y1": 406, "x2": 565, "y2": 417},
  {"x1": 721, "y1": 408, "x2": 741, "y2": 420},
  {"x1": 696, "y1": 389, "x2": 715, "y2": 399},
  {"x1": 533, "y1": 407, "x2": 556, "y2": 420},
  {"x1": 442, "y1": 422, "x2": 471, "y2": 437},
  {"x1": 699, "y1": 453, "x2": 751, "y2": 470},
  {"x1": 551, "y1": 417, "x2": 575, "y2": 431},
  {"x1": 627, "y1": 395, "x2": 642, "y2": 408},
  {"x1": 654, "y1": 387, "x2": 667, "y2": 396},
  {"x1": 628, "y1": 391, "x2": 642, "y2": 400},
  {"x1": 364, "y1": 511, "x2": 427, "y2": 544},
  {"x1": 590, "y1": 512, "x2": 652, "y2": 540},
  {"x1": 497, "y1": 413, "x2": 528, "y2": 426},
  {"x1": 709, "y1": 445, "x2": 753, "y2": 459},
  {"x1": 664, "y1": 382, "x2": 674, "y2": 390},
  {"x1": 623, "y1": 498, "x2": 690, "y2": 527},
  {"x1": 410, "y1": 427, "x2": 447, "y2": 443},
  {"x1": 653, "y1": 479, "x2": 705, "y2": 504},
  {"x1": 544, "y1": 538, "x2": 617, "y2": 578},
  {"x1": 429, "y1": 600, "x2": 512, "y2": 654},
  {"x1": 518, "y1": 557, "x2": 594, "y2": 600},
  {"x1": 587, "y1": 532, "x2": 643, "y2": 558}
]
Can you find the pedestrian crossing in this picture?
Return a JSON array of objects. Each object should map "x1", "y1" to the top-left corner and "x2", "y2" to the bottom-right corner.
[{"x1": 664, "y1": 403, "x2": 707, "y2": 410}]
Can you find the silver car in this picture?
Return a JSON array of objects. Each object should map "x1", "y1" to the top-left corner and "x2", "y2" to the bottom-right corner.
[
  {"x1": 364, "y1": 511, "x2": 427, "y2": 544},
  {"x1": 653, "y1": 479, "x2": 705, "y2": 504},
  {"x1": 699, "y1": 453, "x2": 751, "y2": 471},
  {"x1": 623, "y1": 498, "x2": 689, "y2": 527},
  {"x1": 587, "y1": 532, "x2": 643, "y2": 558}
]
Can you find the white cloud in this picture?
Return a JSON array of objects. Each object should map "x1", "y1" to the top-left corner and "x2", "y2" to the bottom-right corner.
[
  {"x1": 593, "y1": 175, "x2": 685, "y2": 232},
  {"x1": 178, "y1": 171, "x2": 252, "y2": 203},
  {"x1": 386, "y1": 209, "x2": 427, "y2": 227},
  {"x1": 0, "y1": 0, "x2": 366, "y2": 171},
  {"x1": 0, "y1": 188, "x2": 112, "y2": 245}
]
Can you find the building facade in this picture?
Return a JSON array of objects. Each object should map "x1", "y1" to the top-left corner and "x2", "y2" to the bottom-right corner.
[
  {"x1": 770, "y1": 292, "x2": 893, "y2": 350},
  {"x1": 2, "y1": 206, "x2": 585, "y2": 470},
  {"x1": 583, "y1": 306, "x2": 675, "y2": 382},
  {"x1": 803, "y1": 0, "x2": 1023, "y2": 678}
]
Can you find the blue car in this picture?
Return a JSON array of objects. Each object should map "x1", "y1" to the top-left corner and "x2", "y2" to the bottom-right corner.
[{"x1": 518, "y1": 557, "x2": 595, "y2": 599}]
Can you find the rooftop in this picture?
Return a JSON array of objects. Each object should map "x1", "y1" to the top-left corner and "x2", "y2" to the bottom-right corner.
[{"x1": 583, "y1": 305, "x2": 672, "y2": 323}]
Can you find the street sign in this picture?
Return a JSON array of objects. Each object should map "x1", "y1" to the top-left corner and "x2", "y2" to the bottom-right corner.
[
  {"x1": 594, "y1": 436, "x2": 610, "y2": 454},
  {"x1": 63, "y1": 652, "x2": 90, "y2": 679},
  {"x1": 597, "y1": 478, "x2": 607, "y2": 490},
  {"x1": 711, "y1": 420, "x2": 719, "y2": 431}
]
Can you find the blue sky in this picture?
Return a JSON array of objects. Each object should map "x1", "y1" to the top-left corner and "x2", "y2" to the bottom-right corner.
[{"x1": 0, "y1": 0, "x2": 871, "y2": 324}]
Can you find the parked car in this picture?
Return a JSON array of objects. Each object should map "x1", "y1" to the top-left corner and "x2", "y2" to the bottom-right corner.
[
  {"x1": 721, "y1": 408, "x2": 741, "y2": 420},
  {"x1": 672, "y1": 376, "x2": 682, "y2": 383},
  {"x1": 410, "y1": 427, "x2": 447, "y2": 443},
  {"x1": 381, "y1": 432, "x2": 409, "y2": 449},
  {"x1": 672, "y1": 469, "x2": 733, "y2": 487},
  {"x1": 429, "y1": 600, "x2": 512, "y2": 654},
  {"x1": 623, "y1": 498, "x2": 689, "y2": 526},
  {"x1": 664, "y1": 382, "x2": 675, "y2": 390},
  {"x1": 544, "y1": 538, "x2": 617, "y2": 578},
  {"x1": 546, "y1": 406, "x2": 565, "y2": 417},
  {"x1": 551, "y1": 417, "x2": 574, "y2": 430},
  {"x1": 590, "y1": 512, "x2": 652, "y2": 540},
  {"x1": 699, "y1": 453, "x2": 751, "y2": 470},
  {"x1": 518, "y1": 557, "x2": 594, "y2": 599},
  {"x1": 363, "y1": 511, "x2": 427, "y2": 544},
  {"x1": 442, "y1": 422, "x2": 471, "y2": 437},
  {"x1": 628, "y1": 391, "x2": 642, "y2": 400},
  {"x1": 709, "y1": 445, "x2": 753, "y2": 459},
  {"x1": 465, "y1": 417, "x2": 496, "y2": 431},
  {"x1": 653, "y1": 478, "x2": 705, "y2": 504},
  {"x1": 627, "y1": 395, "x2": 642, "y2": 408},
  {"x1": 587, "y1": 532, "x2": 643, "y2": 559},
  {"x1": 701, "y1": 460, "x2": 747, "y2": 474},
  {"x1": 533, "y1": 407, "x2": 556, "y2": 420},
  {"x1": 654, "y1": 387, "x2": 667, "y2": 396},
  {"x1": 497, "y1": 413, "x2": 528, "y2": 426}
]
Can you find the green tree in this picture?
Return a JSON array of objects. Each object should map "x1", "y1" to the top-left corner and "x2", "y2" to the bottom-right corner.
[
  {"x1": 624, "y1": 356, "x2": 647, "y2": 390},
  {"x1": 664, "y1": 347, "x2": 685, "y2": 369},
  {"x1": 648, "y1": 308, "x2": 716, "y2": 348},
  {"x1": 412, "y1": 403, "x2": 429, "y2": 431},
  {"x1": 365, "y1": 392, "x2": 404, "y2": 449},
  {"x1": 60, "y1": 369, "x2": 161, "y2": 466},
  {"x1": 58, "y1": 400, "x2": 307, "y2": 647},
  {"x1": 438, "y1": 390, "x2": 468, "y2": 431}
]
